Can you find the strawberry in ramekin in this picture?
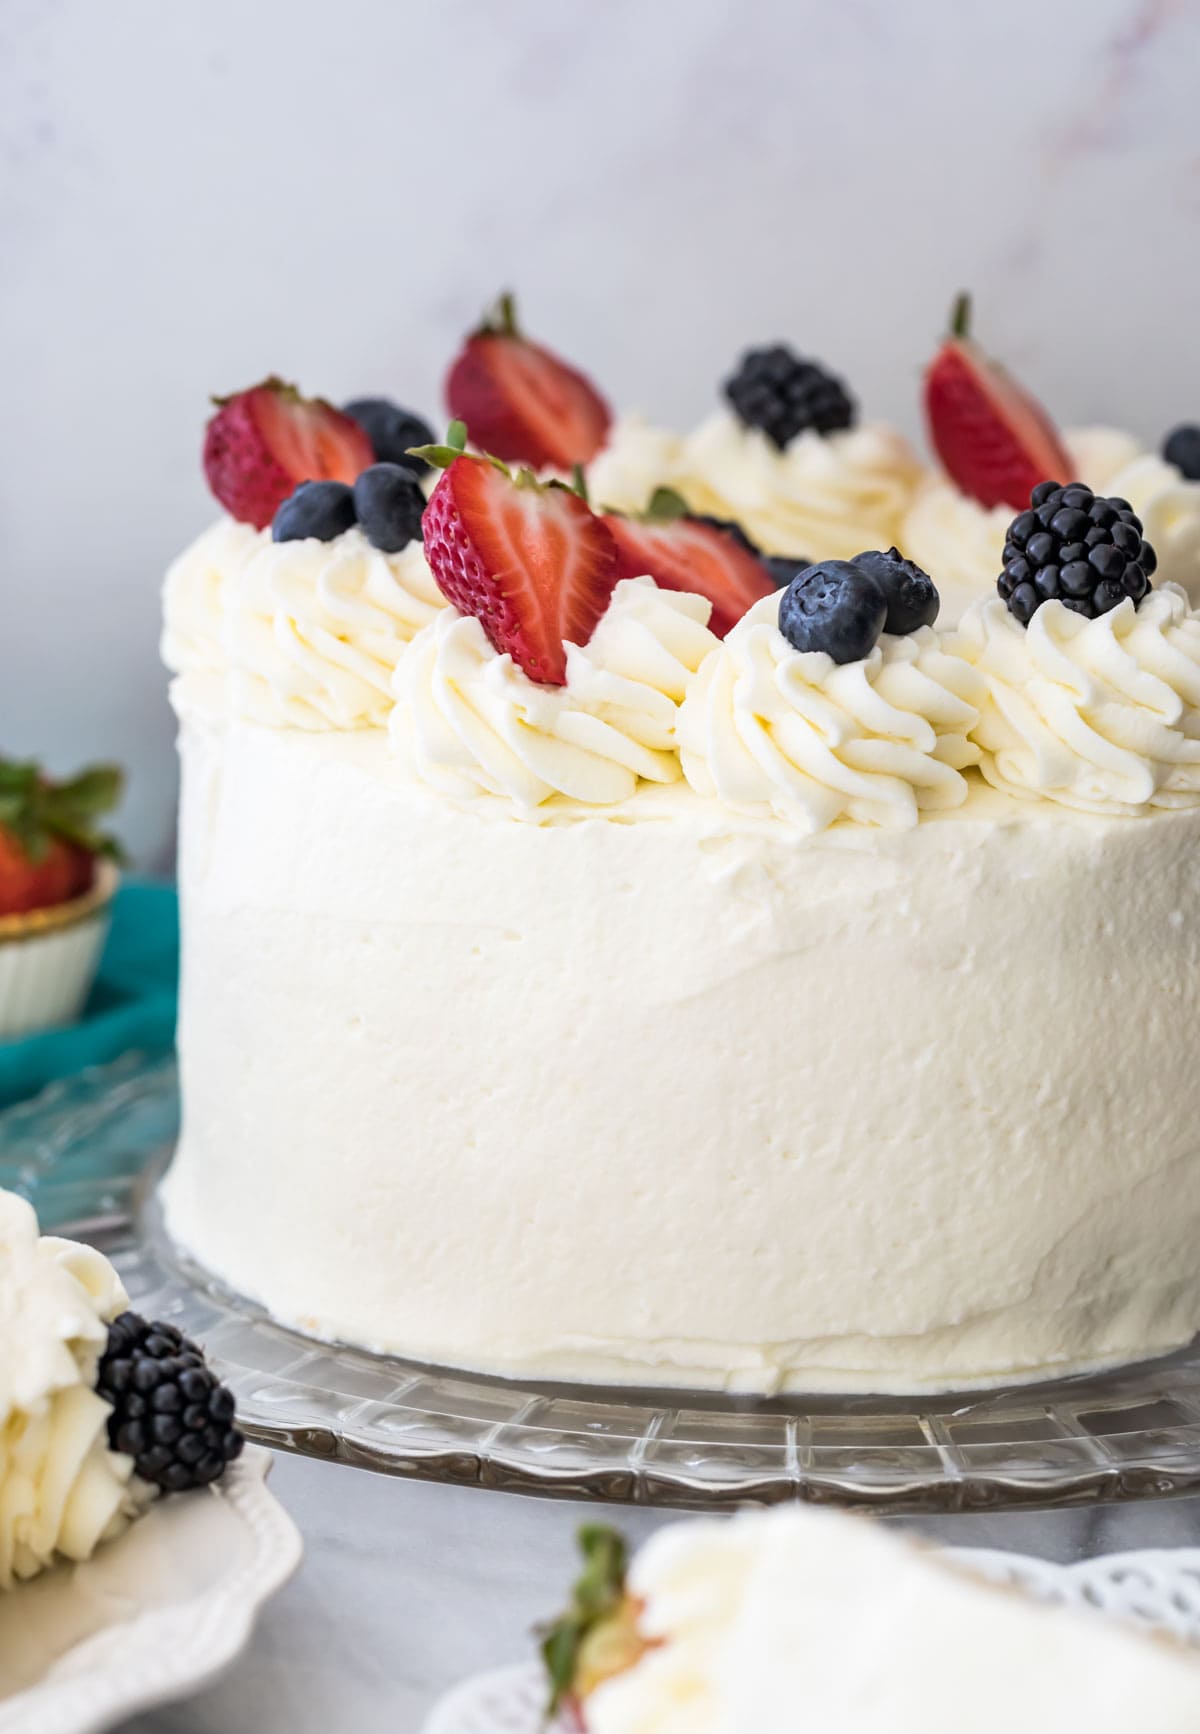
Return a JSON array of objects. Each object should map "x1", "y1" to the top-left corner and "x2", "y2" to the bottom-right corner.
[{"x1": 0, "y1": 758, "x2": 124, "y2": 1039}]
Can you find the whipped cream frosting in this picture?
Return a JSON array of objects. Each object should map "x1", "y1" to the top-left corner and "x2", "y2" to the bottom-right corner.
[
  {"x1": 900, "y1": 427, "x2": 1200, "y2": 624},
  {"x1": 163, "y1": 518, "x2": 446, "y2": 728},
  {"x1": 0, "y1": 1190, "x2": 140, "y2": 1588},
  {"x1": 586, "y1": 1508, "x2": 1200, "y2": 1732},
  {"x1": 677, "y1": 594, "x2": 981, "y2": 831},
  {"x1": 392, "y1": 578, "x2": 718, "y2": 814},
  {"x1": 589, "y1": 412, "x2": 922, "y2": 561},
  {"x1": 952, "y1": 584, "x2": 1200, "y2": 814}
]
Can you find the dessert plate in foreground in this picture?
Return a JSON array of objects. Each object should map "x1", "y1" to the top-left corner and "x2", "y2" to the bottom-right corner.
[
  {"x1": 423, "y1": 1547, "x2": 1200, "y2": 1734},
  {"x1": 0, "y1": 1445, "x2": 301, "y2": 1734}
]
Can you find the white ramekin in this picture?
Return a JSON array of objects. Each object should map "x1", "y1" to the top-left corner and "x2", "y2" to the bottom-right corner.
[{"x1": 0, "y1": 860, "x2": 119, "y2": 1040}]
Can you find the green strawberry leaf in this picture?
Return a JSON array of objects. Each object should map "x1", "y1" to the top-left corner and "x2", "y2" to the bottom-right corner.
[{"x1": 538, "y1": 1524, "x2": 628, "y2": 1716}]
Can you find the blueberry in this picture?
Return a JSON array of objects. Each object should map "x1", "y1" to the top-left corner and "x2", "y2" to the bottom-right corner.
[
  {"x1": 778, "y1": 561, "x2": 887, "y2": 663},
  {"x1": 762, "y1": 553, "x2": 812, "y2": 589},
  {"x1": 1163, "y1": 424, "x2": 1200, "y2": 481},
  {"x1": 272, "y1": 480, "x2": 357, "y2": 544},
  {"x1": 344, "y1": 398, "x2": 435, "y2": 475},
  {"x1": 353, "y1": 464, "x2": 426, "y2": 554},
  {"x1": 850, "y1": 547, "x2": 939, "y2": 635}
]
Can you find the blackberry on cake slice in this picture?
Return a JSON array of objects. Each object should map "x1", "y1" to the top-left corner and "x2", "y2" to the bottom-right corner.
[
  {"x1": 96, "y1": 1311, "x2": 243, "y2": 1494},
  {"x1": 998, "y1": 480, "x2": 1157, "y2": 624},
  {"x1": 445, "y1": 292, "x2": 611, "y2": 471},
  {"x1": 723, "y1": 343, "x2": 855, "y2": 447},
  {"x1": 924, "y1": 293, "x2": 1073, "y2": 511}
]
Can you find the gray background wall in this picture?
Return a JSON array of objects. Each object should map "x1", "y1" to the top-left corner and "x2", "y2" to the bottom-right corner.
[{"x1": 3, "y1": 0, "x2": 1197, "y2": 863}]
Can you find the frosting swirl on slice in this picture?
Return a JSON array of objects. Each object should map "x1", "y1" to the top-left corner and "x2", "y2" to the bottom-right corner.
[
  {"x1": 952, "y1": 585, "x2": 1200, "y2": 814},
  {"x1": 589, "y1": 412, "x2": 922, "y2": 561},
  {"x1": 677, "y1": 595, "x2": 982, "y2": 832},
  {"x1": 164, "y1": 519, "x2": 446, "y2": 728},
  {"x1": 0, "y1": 1190, "x2": 141, "y2": 1588},
  {"x1": 392, "y1": 578, "x2": 718, "y2": 814}
]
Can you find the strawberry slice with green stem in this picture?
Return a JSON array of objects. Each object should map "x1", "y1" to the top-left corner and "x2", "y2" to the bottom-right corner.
[
  {"x1": 601, "y1": 488, "x2": 775, "y2": 638},
  {"x1": 924, "y1": 294, "x2": 1074, "y2": 511},
  {"x1": 0, "y1": 759, "x2": 124, "y2": 917},
  {"x1": 416, "y1": 423, "x2": 619, "y2": 686},
  {"x1": 445, "y1": 293, "x2": 612, "y2": 472},
  {"x1": 203, "y1": 377, "x2": 374, "y2": 529}
]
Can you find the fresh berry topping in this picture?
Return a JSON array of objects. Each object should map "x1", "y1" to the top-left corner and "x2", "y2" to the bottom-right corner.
[
  {"x1": 0, "y1": 759, "x2": 123, "y2": 918},
  {"x1": 96, "y1": 1312, "x2": 243, "y2": 1494},
  {"x1": 542, "y1": 1524, "x2": 633, "y2": 1720},
  {"x1": 445, "y1": 293, "x2": 611, "y2": 472},
  {"x1": 762, "y1": 554, "x2": 813, "y2": 589},
  {"x1": 778, "y1": 562, "x2": 888, "y2": 663},
  {"x1": 1163, "y1": 424, "x2": 1200, "y2": 481},
  {"x1": 600, "y1": 489, "x2": 774, "y2": 638},
  {"x1": 998, "y1": 480, "x2": 1157, "y2": 624},
  {"x1": 420, "y1": 427, "x2": 618, "y2": 686},
  {"x1": 924, "y1": 294, "x2": 1073, "y2": 511},
  {"x1": 343, "y1": 398, "x2": 435, "y2": 475},
  {"x1": 353, "y1": 463, "x2": 426, "y2": 553},
  {"x1": 203, "y1": 378, "x2": 374, "y2": 529},
  {"x1": 272, "y1": 479, "x2": 357, "y2": 544},
  {"x1": 851, "y1": 547, "x2": 940, "y2": 634},
  {"x1": 723, "y1": 344, "x2": 855, "y2": 448},
  {"x1": 687, "y1": 513, "x2": 762, "y2": 558}
]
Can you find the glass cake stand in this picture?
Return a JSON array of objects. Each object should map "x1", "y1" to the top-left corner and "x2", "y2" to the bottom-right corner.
[{"x1": 7, "y1": 1051, "x2": 1200, "y2": 1514}]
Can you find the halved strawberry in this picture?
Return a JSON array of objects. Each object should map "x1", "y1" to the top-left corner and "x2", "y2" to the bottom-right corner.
[
  {"x1": 600, "y1": 491, "x2": 774, "y2": 638},
  {"x1": 445, "y1": 294, "x2": 611, "y2": 472},
  {"x1": 203, "y1": 378, "x2": 374, "y2": 528},
  {"x1": 924, "y1": 294, "x2": 1074, "y2": 511},
  {"x1": 420, "y1": 443, "x2": 618, "y2": 686},
  {"x1": 0, "y1": 759, "x2": 123, "y2": 917}
]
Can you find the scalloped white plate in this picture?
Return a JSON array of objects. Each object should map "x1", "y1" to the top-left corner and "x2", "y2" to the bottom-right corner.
[
  {"x1": 422, "y1": 1546, "x2": 1200, "y2": 1733},
  {"x1": 0, "y1": 1444, "x2": 301, "y2": 1734}
]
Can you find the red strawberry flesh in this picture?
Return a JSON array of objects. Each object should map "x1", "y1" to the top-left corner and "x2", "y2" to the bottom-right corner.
[
  {"x1": 602, "y1": 514, "x2": 774, "y2": 639},
  {"x1": 446, "y1": 321, "x2": 611, "y2": 472},
  {"x1": 924, "y1": 299, "x2": 1073, "y2": 511},
  {"x1": 203, "y1": 379, "x2": 374, "y2": 529},
  {"x1": 422, "y1": 457, "x2": 619, "y2": 686}
]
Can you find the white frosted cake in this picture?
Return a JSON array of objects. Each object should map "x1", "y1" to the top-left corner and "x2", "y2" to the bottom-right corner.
[
  {"x1": 161, "y1": 300, "x2": 1200, "y2": 1394},
  {"x1": 540, "y1": 1506, "x2": 1200, "y2": 1730}
]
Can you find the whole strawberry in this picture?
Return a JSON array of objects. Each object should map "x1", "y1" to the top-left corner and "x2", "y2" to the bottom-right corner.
[
  {"x1": 416, "y1": 423, "x2": 618, "y2": 686},
  {"x1": 203, "y1": 378, "x2": 374, "y2": 529},
  {"x1": 0, "y1": 760, "x2": 124, "y2": 917},
  {"x1": 445, "y1": 293, "x2": 611, "y2": 472}
]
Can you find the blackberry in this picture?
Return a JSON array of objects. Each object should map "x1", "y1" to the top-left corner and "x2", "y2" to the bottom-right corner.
[
  {"x1": 1163, "y1": 424, "x2": 1200, "y2": 482},
  {"x1": 96, "y1": 1312, "x2": 243, "y2": 1494},
  {"x1": 998, "y1": 479, "x2": 1157, "y2": 626},
  {"x1": 851, "y1": 547, "x2": 940, "y2": 635},
  {"x1": 724, "y1": 345, "x2": 855, "y2": 448},
  {"x1": 778, "y1": 561, "x2": 887, "y2": 664}
]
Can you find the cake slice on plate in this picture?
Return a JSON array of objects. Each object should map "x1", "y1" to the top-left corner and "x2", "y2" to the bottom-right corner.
[{"x1": 543, "y1": 1507, "x2": 1200, "y2": 1731}]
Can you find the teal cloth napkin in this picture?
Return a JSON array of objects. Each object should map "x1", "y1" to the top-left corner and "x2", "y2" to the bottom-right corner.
[{"x1": 0, "y1": 879, "x2": 178, "y2": 1110}]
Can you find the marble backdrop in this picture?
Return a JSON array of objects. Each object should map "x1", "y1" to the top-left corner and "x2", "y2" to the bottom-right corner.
[{"x1": 2, "y1": 0, "x2": 1197, "y2": 859}]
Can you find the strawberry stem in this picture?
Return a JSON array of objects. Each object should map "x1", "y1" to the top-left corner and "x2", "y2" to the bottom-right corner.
[
  {"x1": 570, "y1": 463, "x2": 589, "y2": 503},
  {"x1": 497, "y1": 290, "x2": 518, "y2": 336},
  {"x1": 950, "y1": 292, "x2": 972, "y2": 341}
]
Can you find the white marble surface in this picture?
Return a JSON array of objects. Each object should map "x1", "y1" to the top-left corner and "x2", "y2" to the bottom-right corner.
[
  {"x1": 112, "y1": 1451, "x2": 1200, "y2": 1734},
  {"x1": 4, "y1": 0, "x2": 1200, "y2": 862}
]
